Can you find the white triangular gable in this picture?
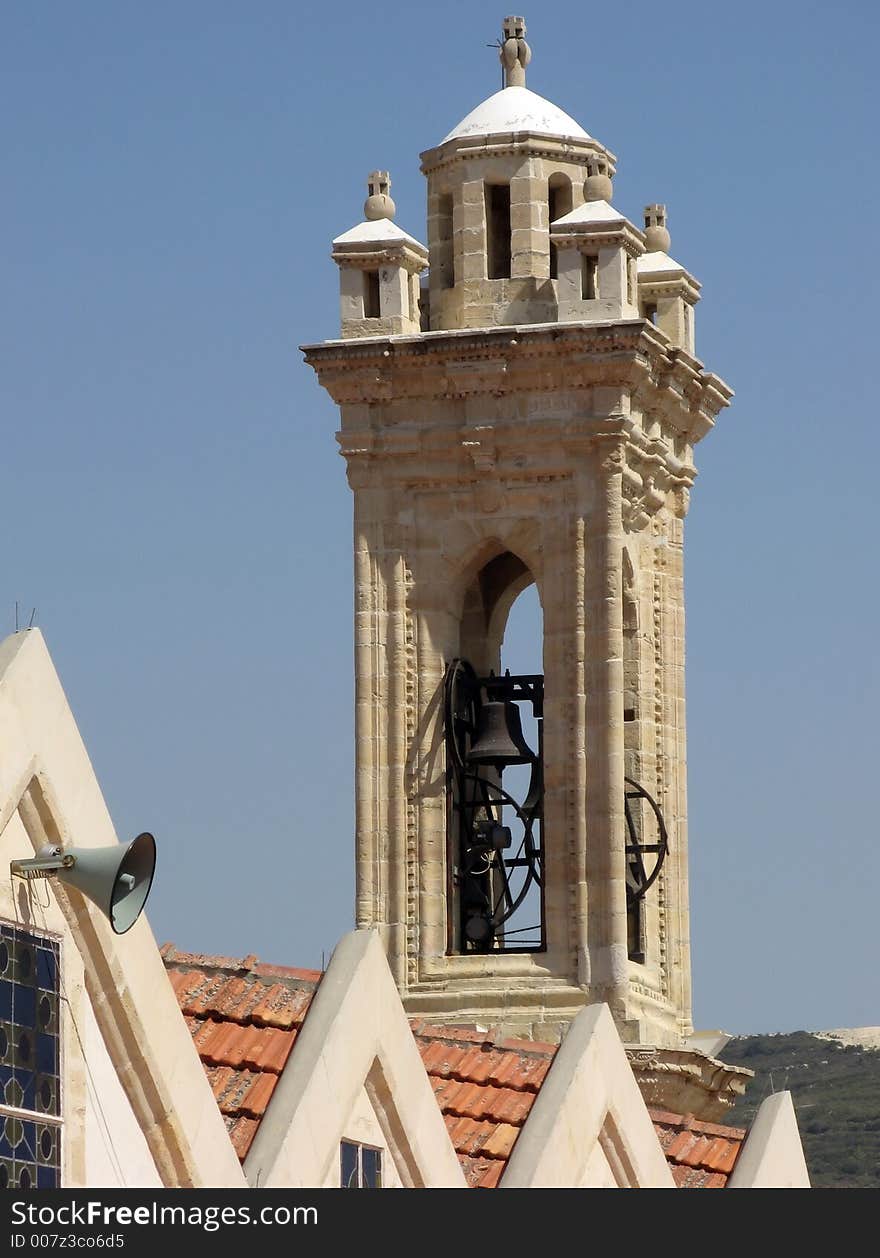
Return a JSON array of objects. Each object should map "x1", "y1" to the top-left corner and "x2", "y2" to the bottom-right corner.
[
  {"x1": 245, "y1": 929, "x2": 466, "y2": 1187},
  {"x1": 727, "y1": 1092, "x2": 810, "y2": 1188},
  {"x1": 501, "y1": 1003, "x2": 676, "y2": 1188},
  {"x1": 0, "y1": 629, "x2": 245, "y2": 1188}
]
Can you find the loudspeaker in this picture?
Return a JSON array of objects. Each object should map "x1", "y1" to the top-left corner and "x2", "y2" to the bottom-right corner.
[{"x1": 57, "y1": 832, "x2": 156, "y2": 935}]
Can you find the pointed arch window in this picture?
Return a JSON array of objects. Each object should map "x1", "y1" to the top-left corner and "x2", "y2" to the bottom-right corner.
[{"x1": 446, "y1": 554, "x2": 544, "y2": 955}]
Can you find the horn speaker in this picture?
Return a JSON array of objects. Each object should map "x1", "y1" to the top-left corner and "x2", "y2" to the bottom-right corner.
[{"x1": 57, "y1": 832, "x2": 156, "y2": 935}]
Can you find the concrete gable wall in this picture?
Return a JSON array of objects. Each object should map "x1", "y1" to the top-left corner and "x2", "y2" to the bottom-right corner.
[
  {"x1": 1, "y1": 810, "x2": 161, "y2": 1187},
  {"x1": 728, "y1": 1093, "x2": 811, "y2": 1189},
  {"x1": 0, "y1": 630, "x2": 245, "y2": 1189},
  {"x1": 503, "y1": 1003, "x2": 675, "y2": 1188},
  {"x1": 579, "y1": 1140, "x2": 617, "y2": 1188},
  {"x1": 322, "y1": 1087, "x2": 404, "y2": 1188},
  {"x1": 80, "y1": 953, "x2": 161, "y2": 1187},
  {"x1": 246, "y1": 931, "x2": 465, "y2": 1188}
]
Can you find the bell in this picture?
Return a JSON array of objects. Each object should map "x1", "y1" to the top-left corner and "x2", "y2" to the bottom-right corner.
[{"x1": 466, "y1": 700, "x2": 534, "y2": 767}]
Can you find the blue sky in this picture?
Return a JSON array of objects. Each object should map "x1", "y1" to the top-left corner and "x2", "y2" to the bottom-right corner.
[{"x1": 3, "y1": 1, "x2": 877, "y2": 1035}]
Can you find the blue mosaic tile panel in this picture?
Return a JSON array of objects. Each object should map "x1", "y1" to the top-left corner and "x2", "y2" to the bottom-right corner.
[{"x1": 0, "y1": 924, "x2": 61, "y2": 1189}]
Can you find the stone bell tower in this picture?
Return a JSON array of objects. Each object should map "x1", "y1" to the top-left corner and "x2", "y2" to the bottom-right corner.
[{"x1": 304, "y1": 18, "x2": 732, "y2": 1048}]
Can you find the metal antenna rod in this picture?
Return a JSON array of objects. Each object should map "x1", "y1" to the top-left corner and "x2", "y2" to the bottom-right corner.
[{"x1": 486, "y1": 39, "x2": 503, "y2": 90}]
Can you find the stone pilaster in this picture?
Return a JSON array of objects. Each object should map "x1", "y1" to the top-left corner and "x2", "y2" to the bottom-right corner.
[{"x1": 580, "y1": 441, "x2": 628, "y2": 1020}]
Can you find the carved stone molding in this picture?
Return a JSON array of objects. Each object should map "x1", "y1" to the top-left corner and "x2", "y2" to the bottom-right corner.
[{"x1": 626, "y1": 1046, "x2": 754, "y2": 1121}]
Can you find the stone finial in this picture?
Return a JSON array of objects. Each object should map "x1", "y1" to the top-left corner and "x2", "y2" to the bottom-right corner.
[
  {"x1": 584, "y1": 156, "x2": 613, "y2": 203},
  {"x1": 500, "y1": 16, "x2": 531, "y2": 87},
  {"x1": 364, "y1": 171, "x2": 396, "y2": 222},
  {"x1": 644, "y1": 204, "x2": 671, "y2": 253}
]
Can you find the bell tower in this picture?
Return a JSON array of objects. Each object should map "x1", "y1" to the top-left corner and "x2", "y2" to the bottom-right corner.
[{"x1": 304, "y1": 18, "x2": 732, "y2": 1047}]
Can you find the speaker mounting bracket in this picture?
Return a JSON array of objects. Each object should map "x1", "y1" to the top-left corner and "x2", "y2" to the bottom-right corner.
[{"x1": 10, "y1": 846, "x2": 74, "y2": 880}]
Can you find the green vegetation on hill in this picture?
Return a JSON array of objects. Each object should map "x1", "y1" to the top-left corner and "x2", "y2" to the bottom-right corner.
[{"x1": 722, "y1": 1032, "x2": 880, "y2": 1188}]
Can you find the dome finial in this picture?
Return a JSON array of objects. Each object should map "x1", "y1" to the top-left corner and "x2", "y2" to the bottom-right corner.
[
  {"x1": 584, "y1": 156, "x2": 613, "y2": 203},
  {"x1": 644, "y1": 204, "x2": 671, "y2": 253},
  {"x1": 364, "y1": 171, "x2": 396, "y2": 222},
  {"x1": 500, "y1": 16, "x2": 531, "y2": 87}
]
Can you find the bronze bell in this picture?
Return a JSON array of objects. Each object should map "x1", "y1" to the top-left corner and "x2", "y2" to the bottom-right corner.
[{"x1": 466, "y1": 700, "x2": 534, "y2": 767}]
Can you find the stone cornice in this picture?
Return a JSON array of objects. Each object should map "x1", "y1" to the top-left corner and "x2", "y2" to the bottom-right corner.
[
  {"x1": 626, "y1": 1046, "x2": 753, "y2": 1122},
  {"x1": 331, "y1": 239, "x2": 429, "y2": 275},
  {"x1": 302, "y1": 320, "x2": 733, "y2": 446},
  {"x1": 638, "y1": 274, "x2": 701, "y2": 304},
  {"x1": 551, "y1": 218, "x2": 646, "y2": 259},
  {"x1": 419, "y1": 134, "x2": 616, "y2": 176}
]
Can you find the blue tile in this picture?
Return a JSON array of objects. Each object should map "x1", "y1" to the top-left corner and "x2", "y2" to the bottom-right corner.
[
  {"x1": 13, "y1": 985, "x2": 35, "y2": 1029},
  {"x1": 36, "y1": 1033, "x2": 57, "y2": 1077},
  {"x1": 37, "y1": 1164, "x2": 59, "y2": 1188},
  {"x1": 36, "y1": 948, "x2": 57, "y2": 990}
]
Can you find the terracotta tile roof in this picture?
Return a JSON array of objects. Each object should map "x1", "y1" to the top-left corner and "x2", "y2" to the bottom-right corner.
[
  {"x1": 650, "y1": 1107, "x2": 747, "y2": 1188},
  {"x1": 410, "y1": 1020, "x2": 557, "y2": 1187},
  {"x1": 163, "y1": 945, "x2": 749, "y2": 1187},
  {"x1": 161, "y1": 944, "x2": 321, "y2": 1162}
]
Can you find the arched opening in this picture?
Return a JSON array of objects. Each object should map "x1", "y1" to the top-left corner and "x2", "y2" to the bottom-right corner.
[
  {"x1": 435, "y1": 193, "x2": 454, "y2": 290},
  {"x1": 459, "y1": 550, "x2": 533, "y2": 674},
  {"x1": 548, "y1": 173, "x2": 573, "y2": 281},
  {"x1": 446, "y1": 554, "x2": 544, "y2": 955},
  {"x1": 485, "y1": 183, "x2": 512, "y2": 280},
  {"x1": 497, "y1": 581, "x2": 544, "y2": 952}
]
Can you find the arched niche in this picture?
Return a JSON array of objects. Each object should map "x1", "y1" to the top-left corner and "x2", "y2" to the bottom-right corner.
[
  {"x1": 459, "y1": 549, "x2": 538, "y2": 674},
  {"x1": 548, "y1": 172, "x2": 573, "y2": 280},
  {"x1": 448, "y1": 549, "x2": 546, "y2": 956}
]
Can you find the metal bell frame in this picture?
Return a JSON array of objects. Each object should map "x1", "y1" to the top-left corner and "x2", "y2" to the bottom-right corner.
[
  {"x1": 443, "y1": 659, "x2": 671, "y2": 955},
  {"x1": 444, "y1": 658, "x2": 545, "y2": 953}
]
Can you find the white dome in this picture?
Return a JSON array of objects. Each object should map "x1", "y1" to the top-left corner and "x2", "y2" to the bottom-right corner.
[{"x1": 442, "y1": 86, "x2": 590, "y2": 144}]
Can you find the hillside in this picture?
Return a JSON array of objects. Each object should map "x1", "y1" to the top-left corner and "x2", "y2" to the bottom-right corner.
[{"x1": 721, "y1": 1031, "x2": 880, "y2": 1188}]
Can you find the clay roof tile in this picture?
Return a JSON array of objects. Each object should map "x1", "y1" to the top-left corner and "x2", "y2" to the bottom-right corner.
[
  {"x1": 240, "y1": 1072, "x2": 279, "y2": 1118},
  {"x1": 705, "y1": 1137, "x2": 741, "y2": 1175},
  {"x1": 169, "y1": 948, "x2": 751, "y2": 1189},
  {"x1": 227, "y1": 1116, "x2": 260, "y2": 1161},
  {"x1": 680, "y1": 1135, "x2": 714, "y2": 1169},
  {"x1": 473, "y1": 1160, "x2": 504, "y2": 1189},
  {"x1": 481, "y1": 1123, "x2": 520, "y2": 1160},
  {"x1": 665, "y1": 1130, "x2": 697, "y2": 1162}
]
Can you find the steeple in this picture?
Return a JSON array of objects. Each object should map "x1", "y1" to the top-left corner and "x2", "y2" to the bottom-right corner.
[
  {"x1": 421, "y1": 16, "x2": 614, "y2": 331},
  {"x1": 304, "y1": 17, "x2": 733, "y2": 1048}
]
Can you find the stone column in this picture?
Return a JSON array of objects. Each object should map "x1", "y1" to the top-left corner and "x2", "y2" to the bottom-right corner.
[
  {"x1": 597, "y1": 244, "x2": 628, "y2": 310},
  {"x1": 541, "y1": 509, "x2": 579, "y2": 979},
  {"x1": 663, "y1": 512, "x2": 693, "y2": 1037},
  {"x1": 383, "y1": 536, "x2": 410, "y2": 989},
  {"x1": 352, "y1": 484, "x2": 409, "y2": 988},
  {"x1": 581, "y1": 440, "x2": 628, "y2": 1018},
  {"x1": 458, "y1": 179, "x2": 487, "y2": 283},
  {"x1": 352, "y1": 485, "x2": 382, "y2": 933},
  {"x1": 555, "y1": 245, "x2": 583, "y2": 319},
  {"x1": 510, "y1": 163, "x2": 548, "y2": 280},
  {"x1": 411, "y1": 546, "x2": 458, "y2": 972}
]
